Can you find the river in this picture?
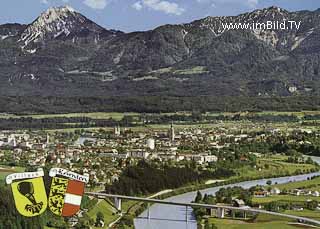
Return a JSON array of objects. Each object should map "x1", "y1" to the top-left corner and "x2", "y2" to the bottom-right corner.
[{"x1": 134, "y1": 156, "x2": 320, "y2": 229}]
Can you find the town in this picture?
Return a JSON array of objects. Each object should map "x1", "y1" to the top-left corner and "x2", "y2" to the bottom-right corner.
[
  {"x1": 0, "y1": 120, "x2": 318, "y2": 188},
  {"x1": 0, "y1": 112, "x2": 320, "y2": 228}
]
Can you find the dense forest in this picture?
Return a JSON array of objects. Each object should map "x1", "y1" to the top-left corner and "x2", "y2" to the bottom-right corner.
[
  {"x1": 105, "y1": 161, "x2": 234, "y2": 196},
  {"x1": 1, "y1": 96, "x2": 320, "y2": 114},
  {"x1": 0, "y1": 117, "x2": 124, "y2": 130}
]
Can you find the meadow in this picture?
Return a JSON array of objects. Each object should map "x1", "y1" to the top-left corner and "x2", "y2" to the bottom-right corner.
[
  {"x1": 233, "y1": 155, "x2": 318, "y2": 181},
  {"x1": 0, "y1": 166, "x2": 25, "y2": 181},
  {"x1": 208, "y1": 214, "x2": 304, "y2": 229},
  {"x1": 252, "y1": 195, "x2": 320, "y2": 204},
  {"x1": 86, "y1": 199, "x2": 119, "y2": 228}
]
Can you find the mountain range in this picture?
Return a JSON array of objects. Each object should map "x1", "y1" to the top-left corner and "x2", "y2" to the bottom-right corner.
[{"x1": 1, "y1": 6, "x2": 320, "y2": 113}]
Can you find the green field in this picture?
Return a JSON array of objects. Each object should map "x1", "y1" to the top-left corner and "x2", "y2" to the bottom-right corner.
[
  {"x1": 121, "y1": 200, "x2": 141, "y2": 214},
  {"x1": 0, "y1": 111, "x2": 320, "y2": 132},
  {"x1": 14, "y1": 109, "x2": 315, "y2": 132},
  {"x1": 208, "y1": 214, "x2": 316, "y2": 229},
  {"x1": 269, "y1": 177, "x2": 320, "y2": 192},
  {"x1": 284, "y1": 210, "x2": 320, "y2": 221},
  {"x1": 233, "y1": 155, "x2": 318, "y2": 181},
  {"x1": 208, "y1": 219, "x2": 298, "y2": 229},
  {"x1": 251, "y1": 176, "x2": 320, "y2": 221},
  {"x1": 252, "y1": 171, "x2": 320, "y2": 205},
  {"x1": 253, "y1": 195, "x2": 320, "y2": 204},
  {"x1": 2, "y1": 110, "x2": 320, "y2": 119},
  {"x1": 208, "y1": 218, "x2": 297, "y2": 229},
  {"x1": 0, "y1": 112, "x2": 139, "y2": 121},
  {"x1": 86, "y1": 198, "x2": 140, "y2": 228},
  {"x1": 0, "y1": 166, "x2": 25, "y2": 181},
  {"x1": 86, "y1": 200, "x2": 119, "y2": 227},
  {"x1": 2, "y1": 110, "x2": 320, "y2": 132}
]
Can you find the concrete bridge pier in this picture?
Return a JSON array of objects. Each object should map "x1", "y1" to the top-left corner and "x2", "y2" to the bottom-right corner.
[
  {"x1": 231, "y1": 210, "x2": 236, "y2": 219},
  {"x1": 115, "y1": 197, "x2": 122, "y2": 212},
  {"x1": 186, "y1": 206, "x2": 188, "y2": 223},
  {"x1": 147, "y1": 203, "x2": 151, "y2": 220},
  {"x1": 217, "y1": 208, "x2": 225, "y2": 218}
]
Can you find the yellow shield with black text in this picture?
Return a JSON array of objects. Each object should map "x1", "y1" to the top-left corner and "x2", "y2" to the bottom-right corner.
[{"x1": 11, "y1": 177, "x2": 47, "y2": 217}]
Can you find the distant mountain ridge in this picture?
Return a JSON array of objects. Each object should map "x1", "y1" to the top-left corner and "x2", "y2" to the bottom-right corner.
[{"x1": 0, "y1": 6, "x2": 320, "y2": 113}]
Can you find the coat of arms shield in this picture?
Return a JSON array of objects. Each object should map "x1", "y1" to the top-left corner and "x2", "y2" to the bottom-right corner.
[
  {"x1": 6, "y1": 168, "x2": 47, "y2": 217},
  {"x1": 48, "y1": 168, "x2": 89, "y2": 217}
]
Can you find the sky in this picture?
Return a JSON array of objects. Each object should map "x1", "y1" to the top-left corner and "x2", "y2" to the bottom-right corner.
[{"x1": 0, "y1": 0, "x2": 320, "y2": 32}]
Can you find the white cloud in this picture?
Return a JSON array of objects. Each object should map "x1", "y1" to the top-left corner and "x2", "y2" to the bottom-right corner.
[
  {"x1": 83, "y1": 0, "x2": 108, "y2": 10},
  {"x1": 132, "y1": 1, "x2": 143, "y2": 11},
  {"x1": 246, "y1": 0, "x2": 258, "y2": 8},
  {"x1": 132, "y1": 0, "x2": 185, "y2": 15}
]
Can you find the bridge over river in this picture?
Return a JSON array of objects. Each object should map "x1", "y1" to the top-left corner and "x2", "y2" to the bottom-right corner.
[
  {"x1": 86, "y1": 182, "x2": 320, "y2": 227},
  {"x1": 87, "y1": 156, "x2": 320, "y2": 229}
]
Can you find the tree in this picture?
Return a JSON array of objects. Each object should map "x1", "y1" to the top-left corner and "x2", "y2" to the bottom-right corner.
[
  {"x1": 265, "y1": 201, "x2": 281, "y2": 212},
  {"x1": 95, "y1": 212, "x2": 104, "y2": 227},
  {"x1": 195, "y1": 191, "x2": 203, "y2": 203},
  {"x1": 204, "y1": 219, "x2": 218, "y2": 229},
  {"x1": 306, "y1": 157, "x2": 314, "y2": 165},
  {"x1": 203, "y1": 194, "x2": 216, "y2": 205},
  {"x1": 306, "y1": 200, "x2": 318, "y2": 210},
  {"x1": 204, "y1": 220, "x2": 210, "y2": 229},
  {"x1": 75, "y1": 220, "x2": 90, "y2": 229}
]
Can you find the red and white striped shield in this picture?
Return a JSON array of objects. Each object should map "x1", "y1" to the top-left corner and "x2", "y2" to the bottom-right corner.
[{"x1": 48, "y1": 168, "x2": 89, "y2": 217}]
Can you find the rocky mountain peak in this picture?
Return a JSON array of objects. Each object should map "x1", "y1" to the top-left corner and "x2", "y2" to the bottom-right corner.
[
  {"x1": 266, "y1": 6, "x2": 284, "y2": 12},
  {"x1": 182, "y1": 6, "x2": 291, "y2": 38},
  {"x1": 37, "y1": 6, "x2": 76, "y2": 24},
  {"x1": 19, "y1": 5, "x2": 108, "y2": 47},
  {"x1": 246, "y1": 6, "x2": 289, "y2": 21}
]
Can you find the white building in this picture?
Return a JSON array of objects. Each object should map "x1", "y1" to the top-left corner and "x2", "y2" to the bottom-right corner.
[
  {"x1": 192, "y1": 154, "x2": 218, "y2": 165},
  {"x1": 114, "y1": 126, "x2": 121, "y2": 136},
  {"x1": 204, "y1": 155, "x2": 218, "y2": 163},
  {"x1": 130, "y1": 150, "x2": 150, "y2": 159},
  {"x1": 270, "y1": 187, "x2": 281, "y2": 195},
  {"x1": 146, "y1": 138, "x2": 155, "y2": 150}
]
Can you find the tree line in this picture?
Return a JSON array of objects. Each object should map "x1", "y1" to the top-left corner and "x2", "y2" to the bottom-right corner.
[
  {"x1": 105, "y1": 160, "x2": 235, "y2": 196},
  {"x1": 2, "y1": 96, "x2": 320, "y2": 114}
]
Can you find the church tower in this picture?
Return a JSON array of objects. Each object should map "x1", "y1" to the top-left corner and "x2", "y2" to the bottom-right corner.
[
  {"x1": 169, "y1": 122, "x2": 175, "y2": 142},
  {"x1": 114, "y1": 125, "x2": 121, "y2": 136}
]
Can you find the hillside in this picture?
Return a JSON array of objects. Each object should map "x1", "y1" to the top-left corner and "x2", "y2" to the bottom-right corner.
[{"x1": 1, "y1": 6, "x2": 320, "y2": 113}]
